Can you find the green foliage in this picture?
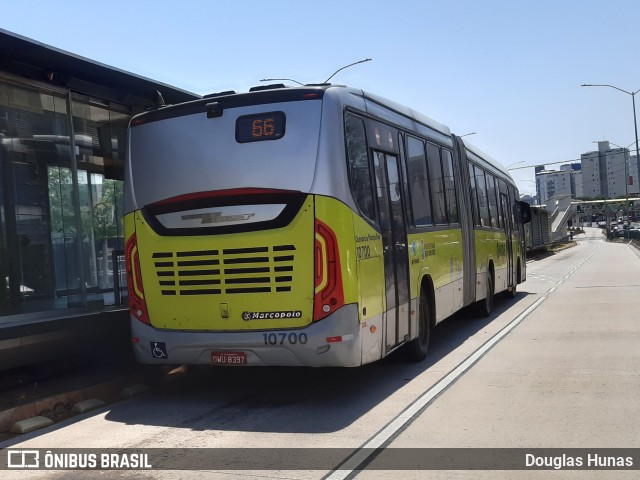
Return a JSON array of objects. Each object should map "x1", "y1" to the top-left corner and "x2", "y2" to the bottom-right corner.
[{"x1": 48, "y1": 167, "x2": 123, "y2": 242}]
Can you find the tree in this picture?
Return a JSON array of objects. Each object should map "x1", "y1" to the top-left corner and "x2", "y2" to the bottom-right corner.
[{"x1": 48, "y1": 167, "x2": 124, "y2": 289}]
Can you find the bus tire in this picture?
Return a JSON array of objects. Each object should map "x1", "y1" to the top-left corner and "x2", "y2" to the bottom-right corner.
[
  {"x1": 407, "y1": 291, "x2": 431, "y2": 362},
  {"x1": 476, "y1": 270, "x2": 494, "y2": 317}
]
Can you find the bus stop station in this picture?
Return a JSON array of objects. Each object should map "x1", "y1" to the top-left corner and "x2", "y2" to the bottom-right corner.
[{"x1": 0, "y1": 29, "x2": 199, "y2": 373}]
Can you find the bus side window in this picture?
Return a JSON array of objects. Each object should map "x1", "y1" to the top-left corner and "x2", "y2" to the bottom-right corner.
[
  {"x1": 509, "y1": 185, "x2": 517, "y2": 229},
  {"x1": 426, "y1": 142, "x2": 447, "y2": 225},
  {"x1": 475, "y1": 167, "x2": 491, "y2": 228},
  {"x1": 442, "y1": 149, "x2": 459, "y2": 224},
  {"x1": 397, "y1": 134, "x2": 413, "y2": 227},
  {"x1": 498, "y1": 179, "x2": 509, "y2": 229},
  {"x1": 469, "y1": 163, "x2": 481, "y2": 227},
  {"x1": 406, "y1": 135, "x2": 433, "y2": 226},
  {"x1": 487, "y1": 174, "x2": 500, "y2": 229},
  {"x1": 345, "y1": 113, "x2": 376, "y2": 222}
]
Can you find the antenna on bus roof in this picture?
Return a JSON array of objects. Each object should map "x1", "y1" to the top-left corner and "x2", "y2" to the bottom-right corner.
[
  {"x1": 259, "y1": 58, "x2": 372, "y2": 87},
  {"x1": 156, "y1": 90, "x2": 166, "y2": 107},
  {"x1": 259, "y1": 77, "x2": 304, "y2": 85},
  {"x1": 322, "y1": 58, "x2": 372, "y2": 84}
]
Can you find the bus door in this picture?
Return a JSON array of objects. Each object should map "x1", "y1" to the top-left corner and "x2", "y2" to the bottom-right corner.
[
  {"x1": 373, "y1": 151, "x2": 411, "y2": 352},
  {"x1": 500, "y1": 193, "x2": 515, "y2": 286}
]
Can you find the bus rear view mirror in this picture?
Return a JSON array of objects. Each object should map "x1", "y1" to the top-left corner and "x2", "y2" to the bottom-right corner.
[{"x1": 519, "y1": 201, "x2": 532, "y2": 223}]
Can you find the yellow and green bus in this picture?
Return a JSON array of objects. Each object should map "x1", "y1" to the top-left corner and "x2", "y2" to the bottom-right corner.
[{"x1": 124, "y1": 84, "x2": 530, "y2": 367}]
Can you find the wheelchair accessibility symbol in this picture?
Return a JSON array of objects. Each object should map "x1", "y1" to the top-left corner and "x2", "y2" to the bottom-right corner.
[{"x1": 150, "y1": 342, "x2": 168, "y2": 359}]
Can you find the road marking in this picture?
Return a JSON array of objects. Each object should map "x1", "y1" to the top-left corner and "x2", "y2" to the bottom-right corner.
[
  {"x1": 325, "y1": 246, "x2": 601, "y2": 480},
  {"x1": 324, "y1": 297, "x2": 547, "y2": 480}
]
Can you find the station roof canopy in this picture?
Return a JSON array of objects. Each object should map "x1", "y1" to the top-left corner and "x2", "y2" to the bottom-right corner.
[{"x1": 0, "y1": 29, "x2": 201, "y2": 108}]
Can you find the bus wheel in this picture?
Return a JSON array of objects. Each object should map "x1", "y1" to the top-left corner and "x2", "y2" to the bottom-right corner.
[
  {"x1": 476, "y1": 271, "x2": 494, "y2": 317},
  {"x1": 407, "y1": 291, "x2": 430, "y2": 362}
]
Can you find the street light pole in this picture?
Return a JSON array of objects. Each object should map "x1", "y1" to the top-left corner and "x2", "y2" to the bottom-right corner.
[
  {"x1": 633, "y1": 93, "x2": 639, "y2": 191},
  {"x1": 582, "y1": 83, "x2": 640, "y2": 226},
  {"x1": 633, "y1": 94, "x2": 639, "y2": 224}
]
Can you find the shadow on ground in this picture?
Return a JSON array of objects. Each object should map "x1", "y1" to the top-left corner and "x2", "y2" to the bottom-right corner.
[{"x1": 99, "y1": 293, "x2": 535, "y2": 436}]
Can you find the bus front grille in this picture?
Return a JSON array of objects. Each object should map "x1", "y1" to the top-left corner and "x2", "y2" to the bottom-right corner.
[{"x1": 151, "y1": 245, "x2": 295, "y2": 296}]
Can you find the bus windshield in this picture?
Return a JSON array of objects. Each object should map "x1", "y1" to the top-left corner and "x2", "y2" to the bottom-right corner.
[{"x1": 127, "y1": 99, "x2": 322, "y2": 210}]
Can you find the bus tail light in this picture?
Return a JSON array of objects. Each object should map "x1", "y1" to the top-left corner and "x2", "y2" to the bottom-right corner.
[
  {"x1": 313, "y1": 219, "x2": 344, "y2": 321},
  {"x1": 125, "y1": 234, "x2": 150, "y2": 325}
]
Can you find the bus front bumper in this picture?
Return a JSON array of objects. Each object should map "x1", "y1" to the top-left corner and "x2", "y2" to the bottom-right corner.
[{"x1": 130, "y1": 304, "x2": 366, "y2": 367}]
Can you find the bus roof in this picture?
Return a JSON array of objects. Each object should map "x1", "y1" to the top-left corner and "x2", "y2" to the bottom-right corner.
[
  {"x1": 133, "y1": 84, "x2": 451, "y2": 138},
  {"x1": 130, "y1": 83, "x2": 515, "y2": 187},
  {"x1": 463, "y1": 138, "x2": 515, "y2": 185},
  {"x1": 355, "y1": 89, "x2": 451, "y2": 138}
]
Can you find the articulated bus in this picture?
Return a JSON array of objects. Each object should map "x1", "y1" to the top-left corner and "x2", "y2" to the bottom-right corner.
[{"x1": 124, "y1": 84, "x2": 531, "y2": 367}]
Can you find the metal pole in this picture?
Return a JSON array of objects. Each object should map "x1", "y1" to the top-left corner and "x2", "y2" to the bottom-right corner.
[
  {"x1": 625, "y1": 147, "x2": 629, "y2": 237},
  {"x1": 581, "y1": 84, "x2": 640, "y2": 225},
  {"x1": 67, "y1": 91, "x2": 87, "y2": 307},
  {"x1": 633, "y1": 92, "x2": 640, "y2": 223},
  {"x1": 633, "y1": 93, "x2": 640, "y2": 168}
]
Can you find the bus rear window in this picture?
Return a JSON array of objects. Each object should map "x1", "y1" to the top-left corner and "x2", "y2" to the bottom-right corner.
[{"x1": 236, "y1": 111, "x2": 286, "y2": 143}]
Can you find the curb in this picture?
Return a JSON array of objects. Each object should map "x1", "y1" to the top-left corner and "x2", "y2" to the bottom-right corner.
[{"x1": 0, "y1": 373, "x2": 148, "y2": 436}]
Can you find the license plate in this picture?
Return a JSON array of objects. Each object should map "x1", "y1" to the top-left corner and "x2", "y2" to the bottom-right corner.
[{"x1": 211, "y1": 351, "x2": 247, "y2": 365}]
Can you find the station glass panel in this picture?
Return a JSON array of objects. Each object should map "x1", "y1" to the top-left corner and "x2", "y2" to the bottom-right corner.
[
  {"x1": 0, "y1": 83, "x2": 80, "y2": 314},
  {"x1": 71, "y1": 100, "x2": 128, "y2": 308},
  {"x1": 0, "y1": 81, "x2": 130, "y2": 319}
]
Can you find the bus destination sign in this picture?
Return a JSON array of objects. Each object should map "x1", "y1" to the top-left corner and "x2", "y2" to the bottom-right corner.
[{"x1": 236, "y1": 111, "x2": 286, "y2": 143}]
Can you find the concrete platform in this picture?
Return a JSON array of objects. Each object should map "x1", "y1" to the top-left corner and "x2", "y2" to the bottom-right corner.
[
  {"x1": 0, "y1": 308, "x2": 163, "y2": 440},
  {"x1": 0, "y1": 353, "x2": 149, "y2": 440},
  {"x1": 0, "y1": 309, "x2": 130, "y2": 371}
]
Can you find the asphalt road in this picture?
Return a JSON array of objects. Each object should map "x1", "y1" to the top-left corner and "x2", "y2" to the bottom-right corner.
[{"x1": 2, "y1": 227, "x2": 639, "y2": 479}]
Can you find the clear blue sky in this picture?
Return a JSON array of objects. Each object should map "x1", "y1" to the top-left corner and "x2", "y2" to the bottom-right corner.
[{"x1": 3, "y1": 0, "x2": 640, "y2": 196}]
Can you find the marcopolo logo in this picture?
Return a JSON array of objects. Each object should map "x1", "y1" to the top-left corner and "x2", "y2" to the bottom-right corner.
[{"x1": 242, "y1": 310, "x2": 302, "y2": 321}]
